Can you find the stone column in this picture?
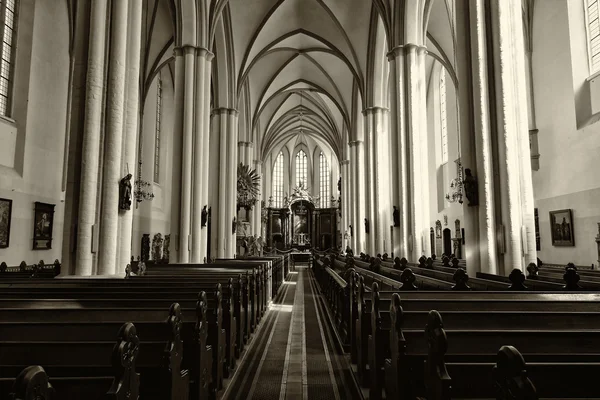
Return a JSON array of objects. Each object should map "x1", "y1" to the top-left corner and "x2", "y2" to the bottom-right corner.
[
  {"x1": 75, "y1": 0, "x2": 109, "y2": 276},
  {"x1": 340, "y1": 160, "x2": 350, "y2": 250},
  {"x1": 252, "y1": 159, "x2": 263, "y2": 236},
  {"x1": 117, "y1": 0, "x2": 143, "y2": 272},
  {"x1": 363, "y1": 107, "x2": 391, "y2": 255},
  {"x1": 388, "y1": 48, "x2": 409, "y2": 260},
  {"x1": 98, "y1": 0, "x2": 129, "y2": 275},
  {"x1": 199, "y1": 49, "x2": 213, "y2": 263},
  {"x1": 178, "y1": 46, "x2": 196, "y2": 263},
  {"x1": 490, "y1": 0, "x2": 536, "y2": 272},
  {"x1": 349, "y1": 140, "x2": 365, "y2": 253},
  {"x1": 171, "y1": 48, "x2": 185, "y2": 262},
  {"x1": 388, "y1": 44, "x2": 430, "y2": 261},
  {"x1": 191, "y1": 48, "x2": 213, "y2": 263},
  {"x1": 227, "y1": 110, "x2": 239, "y2": 257},
  {"x1": 467, "y1": 0, "x2": 498, "y2": 275},
  {"x1": 213, "y1": 108, "x2": 239, "y2": 258}
]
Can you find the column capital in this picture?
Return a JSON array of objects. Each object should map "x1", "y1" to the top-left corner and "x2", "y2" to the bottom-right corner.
[
  {"x1": 197, "y1": 47, "x2": 215, "y2": 61},
  {"x1": 238, "y1": 141, "x2": 253, "y2": 147},
  {"x1": 212, "y1": 107, "x2": 239, "y2": 116},
  {"x1": 387, "y1": 44, "x2": 428, "y2": 60},
  {"x1": 340, "y1": 160, "x2": 350, "y2": 165},
  {"x1": 174, "y1": 45, "x2": 198, "y2": 56},
  {"x1": 348, "y1": 140, "x2": 363, "y2": 147},
  {"x1": 362, "y1": 106, "x2": 389, "y2": 116}
]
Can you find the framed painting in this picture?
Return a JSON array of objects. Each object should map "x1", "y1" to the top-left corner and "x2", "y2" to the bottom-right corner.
[
  {"x1": 0, "y1": 198, "x2": 12, "y2": 248},
  {"x1": 33, "y1": 202, "x2": 55, "y2": 250},
  {"x1": 549, "y1": 209, "x2": 575, "y2": 247}
]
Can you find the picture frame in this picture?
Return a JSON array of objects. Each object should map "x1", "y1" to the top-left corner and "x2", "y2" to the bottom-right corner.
[
  {"x1": 0, "y1": 198, "x2": 12, "y2": 248},
  {"x1": 33, "y1": 202, "x2": 55, "y2": 250},
  {"x1": 549, "y1": 209, "x2": 575, "y2": 247}
]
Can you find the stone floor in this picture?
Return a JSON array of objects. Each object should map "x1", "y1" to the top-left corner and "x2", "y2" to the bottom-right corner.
[{"x1": 223, "y1": 265, "x2": 355, "y2": 400}]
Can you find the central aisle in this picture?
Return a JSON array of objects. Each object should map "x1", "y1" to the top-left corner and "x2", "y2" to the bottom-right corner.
[{"x1": 225, "y1": 265, "x2": 355, "y2": 400}]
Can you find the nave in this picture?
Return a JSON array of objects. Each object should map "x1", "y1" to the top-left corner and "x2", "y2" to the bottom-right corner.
[{"x1": 225, "y1": 265, "x2": 355, "y2": 400}]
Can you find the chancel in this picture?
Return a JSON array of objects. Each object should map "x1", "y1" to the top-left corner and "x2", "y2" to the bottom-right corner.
[{"x1": 0, "y1": 0, "x2": 599, "y2": 399}]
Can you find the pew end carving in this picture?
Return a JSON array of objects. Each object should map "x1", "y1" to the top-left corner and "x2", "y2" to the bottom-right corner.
[
  {"x1": 161, "y1": 303, "x2": 190, "y2": 400},
  {"x1": 399, "y1": 268, "x2": 418, "y2": 290},
  {"x1": 451, "y1": 268, "x2": 472, "y2": 291},
  {"x1": 424, "y1": 310, "x2": 451, "y2": 400},
  {"x1": 9, "y1": 365, "x2": 55, "y2": 400},
  {"x1": 508, "y1": 269, "x2": 529, "y2": 291},
  {"x1": 493, "y1": 345, "x2": 538, "y2": 400},
  {"x1": 105, "y1": 322, "x2": 141, "y2": 400}
]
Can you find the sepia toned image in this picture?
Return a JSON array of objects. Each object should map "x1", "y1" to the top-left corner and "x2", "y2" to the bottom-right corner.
[{"x1": 1, "y1": 1, "x2": 600, "y2": 399}]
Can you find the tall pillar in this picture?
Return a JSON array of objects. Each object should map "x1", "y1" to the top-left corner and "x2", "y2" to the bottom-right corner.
[
  {"x1": 349, "y1": 140, "x2": 366, "y2": 253},
  {"x1": 117, "y1": 0, "x2": 143, "y2": 272},
  {"x1": 191, "y1": 48, "x2": 213, "y2": 263},
  {"x1": 489, "y1": 0, "x2": 536, "y2": 271},
  {"x1": 467, "y1": 0, "x2": 498, "y2": 275},
  {"x1": 75, "y1": 0, "x2": 109, "y2": 276},
  {"x1": 388, "y1": 48, "x2": 409, "y2": 260},
  {"x1": 340, "y1": 160, "x2": 350, "y2": 250},
  {"x1": 388, "y1": 44, "x2": 430, "y2": 261},
  {"x1": 97, "y1": 0, "x2": 129, "y2": 275},
  {"x1": 178, "y1": 46, "x2": 195, "y2": 263},
  {"x1": 227, "y1": 110, "x2": 239, "y2": 257},
  {"x1": 199, "y1": 50, "x2": 213, "y2": 263},
  {"x1": 213, "y1": 108, "x2": 239, "y2": 258},
  {"x1": 252, "y1": 159, "x2": 263, "y2": 236},
  {"x1": 363, "y1": 107, "x2": 391, "y2": 255}
]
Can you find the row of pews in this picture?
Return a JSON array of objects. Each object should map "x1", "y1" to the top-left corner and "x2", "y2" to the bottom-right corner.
[
  {"x1": 0, "y1": 259, "x2": 61, "y2": 279},
  {"x1": 0, "y1": 255, "x2": 288, "y2": 399},
  {"x1": 313, "y1": 251, "x2": 598, "y2": 399},
  {"x1": 350, "y1": 253, "x2": 596, "y2": 291}
]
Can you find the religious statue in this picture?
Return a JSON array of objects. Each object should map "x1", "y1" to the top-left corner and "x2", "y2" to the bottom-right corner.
[
  {"x1": 201, "y1": 206, "x2": 208, "y2": 227},
  {"x1": 232, "y1": 217, "x2": 237, "y2": 235},
  {"x1": 393, "y1": 206, "x2": 400, "y2": 227},
  {"x1": 151, "y1": 233, "x2": 163, "y2": 262},
  {"x1": 463, "y1": 168, "x2": 479, "y2": 206},
  {"x1": 119, "y1": 174, "x2": 133, "y2": 211},
  {"x1": 364, "y1": 218, "x2": 369, "y2": 234}
]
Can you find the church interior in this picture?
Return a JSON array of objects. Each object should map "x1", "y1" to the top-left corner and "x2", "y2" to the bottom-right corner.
[{"x1": 0, "y1": 0, "x2": 600, "y2": 399}]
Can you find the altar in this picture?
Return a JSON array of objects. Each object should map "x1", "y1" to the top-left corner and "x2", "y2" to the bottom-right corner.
[{"x1": 265, "y1": 182, "x2": 339, "y2": 251}]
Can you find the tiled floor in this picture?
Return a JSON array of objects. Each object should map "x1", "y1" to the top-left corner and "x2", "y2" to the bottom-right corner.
[{"x1": 225, "y1": 265, "x2": 353, "y2": 400}]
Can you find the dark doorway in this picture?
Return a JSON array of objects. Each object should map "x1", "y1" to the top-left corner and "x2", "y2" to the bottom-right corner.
[{"x1": 443, "y1": 228, "x2": 452, "y2": 256}]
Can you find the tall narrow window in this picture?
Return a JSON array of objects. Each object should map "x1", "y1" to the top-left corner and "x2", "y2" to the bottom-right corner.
[
  {"x1": 319, "y1": 152, "x2": 330, "y2": 208},
  {"x1": 153, "y1": 75, "x2": 162, "y2": 183},
  {"x1": 587, "y1": 0, "x2": 600, "y2": 73},
  {"x1": 295, "y1": 150, "x2": 307, "y2": 188},
  {"x1": 440, "y1": 69, "x2": 448, "y2": 163},
  {"x1": 272, "y1": 152, "x2": 284, "y2": 207},
  {"x1": 0, "y1": 0, "x2": 19, "y2": 117}
]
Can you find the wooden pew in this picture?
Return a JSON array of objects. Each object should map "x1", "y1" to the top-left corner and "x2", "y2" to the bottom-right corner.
[
  {"x1": 0, "y1": 259, "x2": 60, "y2": 280},
  {"x1": 0, "y1": 278, "x2": 241, "y2": 390},
  {"x1": 314, "y1": 257, "x2": 600, "y2": 399},
  {"x1": 1, "y1": 314, "x2": 192, "y2": 400}
]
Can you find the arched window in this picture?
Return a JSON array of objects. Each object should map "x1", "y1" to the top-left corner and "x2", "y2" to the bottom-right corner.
[
  {"x1": 440, "y1": 69, "x2": 448, "y2": 164},
  {"x1": 153, "y1": 74, "x2": 162, "y2": 183},
  {"x1": 319, "y1": 152, "x2": 330, "y2": 208},
  {"x1": 586, "y1": 0, "x2": 600, "y2": 73},
  {"x1": 295, "y1": 150, "x2": 307, "y2": 187},
  {"x1": 272, "y1": 152, "x2": 284, "y2": 207},
  {"x1": 0, "y1": 0, "x2": 19, "y2": 117}
]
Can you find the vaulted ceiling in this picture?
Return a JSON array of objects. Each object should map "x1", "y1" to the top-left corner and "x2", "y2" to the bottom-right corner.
[{"x1": 151, "y1": 0, "x2": 456, "y2": 165}]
